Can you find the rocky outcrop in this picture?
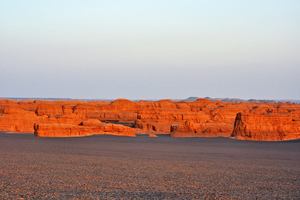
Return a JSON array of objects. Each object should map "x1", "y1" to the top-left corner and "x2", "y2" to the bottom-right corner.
[
  {"x1": 34, "y1": 122, "x2": 135, "y2": 137},
  {"x1": 0, "y1": 98, "x2": 299, "y2": 141},
  {"x1": 0, "y1": 106, "x2": 53, "y2": 132},
  {"x1": 231, "y1": 112, "x2": 300, "y2": 141},
  {"x1": 134, "y1": 99, "x2": 213, "y2": 133}
]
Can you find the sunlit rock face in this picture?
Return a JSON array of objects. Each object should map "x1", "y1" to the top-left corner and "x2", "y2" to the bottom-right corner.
[
  {"x1": 0, "y1": 98, "x2": 299, "y2": 140},
  {"x1": 34, "y1": 122, "x2": 136, "y2": 137},
  {"x1": 231, "y1": 112, "x2": 300, "y2": 141},
  {"x1": 170, "y1": 121, "x2": 233, "y2": 138}
]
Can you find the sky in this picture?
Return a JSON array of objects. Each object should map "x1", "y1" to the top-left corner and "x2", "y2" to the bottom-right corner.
[{"x1": 1, "y1": 0, "x2": 299, "y2": 100}]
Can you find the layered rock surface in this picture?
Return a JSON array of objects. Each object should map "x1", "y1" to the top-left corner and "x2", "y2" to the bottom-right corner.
[
  {"x1": 34, "y1": 120, "x2": 135, "y2": 137},
  {"x1": 0, "y1": 98, "x2": 299, "y2": 140},
  {"x1": 231, "y1": 112, "x2": 300, "y2": 141},
  {"x1": 170, "y1": 121, "x2": 233, "y2": 137}
]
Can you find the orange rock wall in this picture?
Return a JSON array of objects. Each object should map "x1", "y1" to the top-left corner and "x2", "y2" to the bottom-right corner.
[
  {"x1": 0, "y1": 98, "x2": 299, "y2": 140},
  {"x1": 231, "y1": 112, "x2": 300, "y2": 141}
]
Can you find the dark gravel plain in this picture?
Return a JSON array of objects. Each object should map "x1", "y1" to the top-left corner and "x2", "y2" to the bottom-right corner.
[{"x1": 0, "y1": 132, "x2": 299, "y2": 199}]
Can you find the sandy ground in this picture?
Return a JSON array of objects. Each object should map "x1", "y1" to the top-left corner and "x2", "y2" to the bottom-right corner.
[{"x1": 0, "y1": 132, "x2": 299, "y2": 199}]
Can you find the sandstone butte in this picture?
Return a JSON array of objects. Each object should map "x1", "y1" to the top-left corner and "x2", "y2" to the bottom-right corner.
[{"x1": 0, "y1": 98, "x2": 299, "y2": 141}]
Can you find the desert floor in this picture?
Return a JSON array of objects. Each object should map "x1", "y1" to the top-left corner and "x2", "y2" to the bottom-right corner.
[{"x1": 0, "y1": 132, "x2": 299, "y2": 199}]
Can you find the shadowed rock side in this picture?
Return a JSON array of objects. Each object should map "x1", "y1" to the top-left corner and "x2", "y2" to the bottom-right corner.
[
  {"x1": 231, "y1": 112, "x2": 300, "y2": 141},
  {"x1": 0, "y1": 98, "x2": 299, "y2": 140}
]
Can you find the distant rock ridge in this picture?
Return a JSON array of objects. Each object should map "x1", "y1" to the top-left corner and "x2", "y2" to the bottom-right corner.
[
  {"x1": 184, "y1": 97, "x2": 299, "y2": 104},
  {"x1": 0, "y1": 98, "x2": 299, "y2": 141},
  {"x1": 1, "y1": 97, "x2": 299, "y2": 104}
]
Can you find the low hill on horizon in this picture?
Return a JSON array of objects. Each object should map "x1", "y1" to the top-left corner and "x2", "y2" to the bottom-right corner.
[{"x1": 0, "y1": 96, "x2": 299, "y2": 104}]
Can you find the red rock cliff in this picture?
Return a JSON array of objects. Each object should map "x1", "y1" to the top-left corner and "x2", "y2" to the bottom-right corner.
[{"x1": 231, "y1": 112, "x2": 300, "y2": 141}]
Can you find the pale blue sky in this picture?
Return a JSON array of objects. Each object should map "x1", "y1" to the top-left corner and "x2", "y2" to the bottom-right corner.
[{"x1": 1, "y1": 0, "x2": 299, "y2": 100}]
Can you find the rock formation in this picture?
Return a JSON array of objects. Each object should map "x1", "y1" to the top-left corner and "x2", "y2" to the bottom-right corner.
[
  {"x1": 34, "y1": 121, "x2": 135, "y2": 137},
  {"x1": 231, "y1": 112, "x2": 300, "y2": 141},
  {"x1": 0, "y1": 98, "x2": 299, "y2": 141}
]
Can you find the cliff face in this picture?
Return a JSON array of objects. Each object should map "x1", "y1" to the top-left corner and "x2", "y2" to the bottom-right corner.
[
  {"x1": 231, "y1": 112, "x2": 300, "y2": 141},
  {"x1": 0, "y1": 98, "x2": 299, "y2": 140}
]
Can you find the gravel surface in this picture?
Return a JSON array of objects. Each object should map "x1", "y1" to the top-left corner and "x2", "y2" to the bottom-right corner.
[{"x1": 0, "y1": 132, "x2": 299, "y2": 199}]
